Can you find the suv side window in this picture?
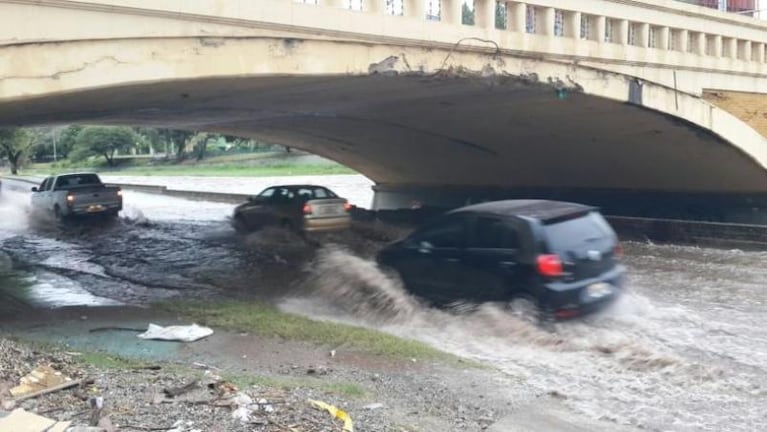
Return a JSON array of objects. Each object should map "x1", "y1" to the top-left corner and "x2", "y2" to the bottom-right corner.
[
  {"x1": 412, "y1": 216, "x2": 465, "y2": 249},
  {"x1": 470, "y1": 217, "x2": 520, "y2": 250}
]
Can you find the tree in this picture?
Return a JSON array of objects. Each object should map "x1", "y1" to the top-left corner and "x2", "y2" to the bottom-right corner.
[
  {"x1": 0, "y1": 128, "x2": 34, "y2": 175},
  {"x1": 496, "y1": 1, "x2": 507, "y2": 29},
  {"x1": 462, "y1": 2, "x2": 475, "y2": 25},
  {"x1": 71, "y1": 126, "x2": 136, "y2": 167}
]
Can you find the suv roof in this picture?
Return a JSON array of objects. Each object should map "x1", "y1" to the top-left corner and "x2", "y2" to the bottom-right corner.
[{"x1": 448, "y1": 200, "x2": 596, "y2": 222}]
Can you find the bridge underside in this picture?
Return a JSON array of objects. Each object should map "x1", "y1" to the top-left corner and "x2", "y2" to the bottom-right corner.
[{"x1": 2, "y1": 74, "x2": 767, "y2": 222}]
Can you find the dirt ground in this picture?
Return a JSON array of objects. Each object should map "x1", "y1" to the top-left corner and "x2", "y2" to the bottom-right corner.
[{"x1": 0, "y1": 305, "x2": 528, "y2": 432}]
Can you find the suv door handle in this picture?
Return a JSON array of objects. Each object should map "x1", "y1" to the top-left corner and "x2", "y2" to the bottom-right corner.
[
  {"x1": 499, "y1": 261, "x2": 517, "y2": 269},
  {"x1": 445, "y1": 258, "x2": 460, "y2": 263}
]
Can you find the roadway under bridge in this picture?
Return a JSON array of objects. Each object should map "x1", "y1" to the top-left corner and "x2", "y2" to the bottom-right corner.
[{"x1": 2, "y1": 0, "x2": 767, "y2": 222}]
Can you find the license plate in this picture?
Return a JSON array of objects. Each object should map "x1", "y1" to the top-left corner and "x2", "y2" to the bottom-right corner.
[
  {"x1": 87, "y1": 205, "x2": 105, "y2": 213},
  {"x1": 315, "y1": 205, "x2": 341, "y2": 216},
  {"x1": 587, "y1": 282, "x2": 612, "y2": 298}
]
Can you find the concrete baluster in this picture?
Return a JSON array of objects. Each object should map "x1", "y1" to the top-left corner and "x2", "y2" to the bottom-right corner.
[
  {"x1": 658, "y1": 27, "x2": 669, "y2": 50},
  {"x1": 679, "y1": 29, "x2": 688, "y2": 52},
  {"x1": 726, "y1": 37, "x2": 737, "y2": 58},
  {"x1": 566, "y1": 11, "x2": 580, "y2": 39},
  {"x1": 755, "y1": 42, "x2": 766, "y2": 63},
  {"x1": 405, "y1": 0, "x2": 425, "y2": 19},
  {"x1": 507, "y1": 2, "x2": 525, "y2": 33},
  {"x1": 541, "y1": 7, "x2": 554, "y2": 36},
  {"x1": 712, "y1": 35, "x2": 723, "y2": 57},
  {"x1": 616, "y1": 19, "x2": 629, "y2": 45},
  {"x1": 325, "y1": 0, "x2": 347, "y2": 8},
  {"x1": 363, "y1": 0, "x2": 383, "y2": 14},
  {"x1": 695, "y1": 32, "x2": 706, "y2": 55},
  {"x1": 476, "y1": 0, "x2": 497, "y2": 29},
  {"x1": 637, "y1": 23, "x2": 649, "y2": 47},
  {"x1": 442, "y1": 0, "x2": 463, "y2": 25},
  {"x1": 595, "y1": 16, "x2": 606, "y2": 44},
  {"x1": 743, "y1": 40, "x2": 752, "y2": 61}
]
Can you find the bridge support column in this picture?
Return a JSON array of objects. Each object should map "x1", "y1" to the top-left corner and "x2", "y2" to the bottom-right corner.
[
  {"x1": 404, "y1": 0, "x2": 425, "y2": 19},
  {"x1": 363, "y1": 0, "x2": 383, "y2": 14},
  {"x1": 476, "y1": 0, "x2": 497, "y2": 29},
  {"x1": 442, "y1": 0, "x2": 463, "y2": 25},
  {"x1": 507, "y1": 2, "x2": 525, "y2": 33}
]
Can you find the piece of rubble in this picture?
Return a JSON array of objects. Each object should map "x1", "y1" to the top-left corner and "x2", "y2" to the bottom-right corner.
[
  {"x1": 0, "y1": 408, "x2": 70, "y2": 432},
  {"x1": 10, "y1": 365, "x2": 72, "y2": 398}
]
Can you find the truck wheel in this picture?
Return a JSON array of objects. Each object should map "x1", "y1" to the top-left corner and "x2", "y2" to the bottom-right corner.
[{"x1": 53, "y1": 205, "x2": 63, "y2": 221}]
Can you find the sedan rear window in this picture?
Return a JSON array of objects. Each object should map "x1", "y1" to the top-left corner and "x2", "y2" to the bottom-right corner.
[{"x1": 543, "y1": 212, "x2": 614, "y2": 253}]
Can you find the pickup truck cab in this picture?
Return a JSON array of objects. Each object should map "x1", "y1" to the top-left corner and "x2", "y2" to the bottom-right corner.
[{"x1": 31, "y1": 173, "x2": 122, "y2": 219}]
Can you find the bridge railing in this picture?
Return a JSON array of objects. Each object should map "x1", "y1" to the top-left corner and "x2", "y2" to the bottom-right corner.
[{"x1": 295, "y1": 0, "x2": 767, "y2": 75}]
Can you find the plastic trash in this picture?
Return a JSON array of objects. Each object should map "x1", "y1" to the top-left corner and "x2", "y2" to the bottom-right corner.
[
  {"x1": 136, "y1": 324, "x2": 213, "y2": 342},
  {"x1": 308, "y1": 399, "x2": 354, "y2": 432}
]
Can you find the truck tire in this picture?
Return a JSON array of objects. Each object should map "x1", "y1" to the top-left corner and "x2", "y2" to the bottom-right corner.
[{"x1": 53, "y1": 205, "x2": 63, "y2": 221}]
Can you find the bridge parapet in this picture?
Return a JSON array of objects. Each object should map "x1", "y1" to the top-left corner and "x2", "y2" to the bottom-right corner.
[{"x1": 4, "y1": 0, "x2": 767, "y2": 82}]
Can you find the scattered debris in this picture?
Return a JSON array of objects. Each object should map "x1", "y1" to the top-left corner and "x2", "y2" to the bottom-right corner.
[
  {"x1": 306, "y1": 366, "x2": 329, "y2": 376},
  {"x1": 10, "y1": 365, "x2": 73, "y2": 399},
  {"x1": 163, "y1": 380, "x2": 200, "y2": 398},
  {"x1": 308, "y1": 399, "x2": 354, "y2": 432},
  {"x1": 136, "y1": 324, "x2": 213, "y2": 342},
  {"x1": 329, "y1": 350, "x2": 336, "y2": 358},
  {"x1": 363, "y1": 402, "x2": 385, "y2": 410},
  {"x1": 0, "y1": 408, "x2": 70, "y2": 432}
]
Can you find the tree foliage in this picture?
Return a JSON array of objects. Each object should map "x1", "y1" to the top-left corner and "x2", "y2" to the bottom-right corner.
[
  {"x1": 462, "y1": 2, "x2": 475, "y2": 25},
  {"x1": 71, "y1": 126, "x2": 137, "y2": 167},
  {"x1": 0, "y1": 128, "x2": 34, "y2": 175}
]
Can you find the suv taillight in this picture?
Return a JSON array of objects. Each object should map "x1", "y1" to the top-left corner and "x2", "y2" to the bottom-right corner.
[
  {"x1": 614, "y1": 243, "x2": 624, "y2": 259},
  {"x1": 303, "y1": 204, "x2": 313, "y2": 215},
  {"x1": 537, "y1": 254, "x2": 563, "y2": 277}
]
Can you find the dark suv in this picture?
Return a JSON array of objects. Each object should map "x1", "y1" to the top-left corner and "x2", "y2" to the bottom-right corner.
[{"x1": 377, "y1": 200, "x2": 625, "y2": 320}]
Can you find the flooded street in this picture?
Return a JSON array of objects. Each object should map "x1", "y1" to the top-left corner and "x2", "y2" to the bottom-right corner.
[{"x1": 1, "y1": 179, "x2": 765, "y2": 431}]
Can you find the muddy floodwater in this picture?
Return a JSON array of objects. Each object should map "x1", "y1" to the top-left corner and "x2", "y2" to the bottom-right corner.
[{"x1": 0, "y1": 180, "x2": 765, "y2": 431}]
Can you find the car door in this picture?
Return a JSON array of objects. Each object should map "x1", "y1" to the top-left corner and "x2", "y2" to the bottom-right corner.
[
  {"x1": 395, "y1": 215, "x2": 468, "y2": 305},
  {"x1": 30, "y1": 177, "x2": 51, "y2": 211},
  {"x1": 462, "y1": 216, "x2": 523, "y2": 302}
]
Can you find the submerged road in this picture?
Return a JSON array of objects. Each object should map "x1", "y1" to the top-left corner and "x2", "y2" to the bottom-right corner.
[{"x1": 0, "y1": 179, "x2": 764, "y2": 431}]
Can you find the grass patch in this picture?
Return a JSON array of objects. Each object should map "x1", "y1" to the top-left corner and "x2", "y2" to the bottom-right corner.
[
  {"x1": 19, "y1": 153, "x2": 357, "y2": 177},
  {"x1": 159, "y1": 301, "x2": 448, "y2": 361},
  {"x1": 76, "y1": 351, "x2": 150, "y2": 369},
  {"x1": 226, "y1": 374, "x2": 368, "y2": 399}
]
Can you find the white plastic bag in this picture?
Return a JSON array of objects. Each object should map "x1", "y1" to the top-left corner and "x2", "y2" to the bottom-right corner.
[{"x1": 137, "y1": 323, "x2": 213, "y2": 342}]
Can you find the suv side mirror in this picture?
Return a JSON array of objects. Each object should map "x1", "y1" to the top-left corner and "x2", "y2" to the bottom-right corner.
[
  {"x1": 249, "y1": 196, "x2": 264, "y2": 203},
  {"x1": 31, "y1": 187, "x2": 38, "y2": 192}
]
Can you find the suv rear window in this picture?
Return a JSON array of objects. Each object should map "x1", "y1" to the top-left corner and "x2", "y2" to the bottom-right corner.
[{"x1": 543, "y1": 212, "x2": 614, "y2": 253}]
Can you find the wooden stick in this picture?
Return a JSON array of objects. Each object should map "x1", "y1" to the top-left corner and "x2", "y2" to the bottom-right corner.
[{"x1": 12, "y1": 379, "x2": 85, "y2": 402}]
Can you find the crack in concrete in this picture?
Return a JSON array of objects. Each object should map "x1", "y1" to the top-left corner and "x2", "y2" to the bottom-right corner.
[{"x1": 1, "y1": 55, "x2": 129, "y2": 81}]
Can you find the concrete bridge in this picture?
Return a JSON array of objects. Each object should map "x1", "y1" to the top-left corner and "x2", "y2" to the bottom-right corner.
[{"x1": 2, "y1": 0, "x2": 767, "y2": 221}]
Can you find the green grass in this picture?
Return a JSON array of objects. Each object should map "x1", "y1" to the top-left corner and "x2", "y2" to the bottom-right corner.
[
  {"x1": 226, "y1": 373, "x2": 368, "y2": 399},
  {"x1": 159, "y1": 301, "x2": 449, "y2": 361},
  {"x1": 19, "y1": 152, "x2": 357, "y2": 177},
  {"x1": 76, "y1": 351, "x2": 151, "y2": 369}
]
